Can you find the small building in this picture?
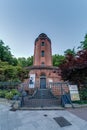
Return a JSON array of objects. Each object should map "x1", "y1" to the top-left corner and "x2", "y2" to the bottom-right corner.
[{"x1": 28, "y1": 33, "x2": 62, "y2": 91}]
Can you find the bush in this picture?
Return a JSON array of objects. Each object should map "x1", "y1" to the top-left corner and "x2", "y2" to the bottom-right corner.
[
  {"x1": 0, "y1": 90, "x2": 8, "y2": 98},
  {"x1": 0, "y1": 90, "x2": 5, "y2": 97},
  {"x1": 79, "y1": 90, "x2": 87, "y2": 100},
  {"x1": 11, "y1": 89, "x2": 20, "y2": 95},
  {"x1": 0, "y1": 89, "x2": 20, "y2": 99},
  {"x1": 5, "y1": 92, "x2": 13, "y2": 100}
]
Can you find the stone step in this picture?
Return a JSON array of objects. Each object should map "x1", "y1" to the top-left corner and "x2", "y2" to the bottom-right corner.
[
  {"x1": 24, "y1": 98, "x2": 61, "y2": 107},
  {"x1": 22, "y1": 89, "x2": 61, "y2": 107},
  {"x1": 33, "y1": 89, "x2": 57, "y2": 99}
]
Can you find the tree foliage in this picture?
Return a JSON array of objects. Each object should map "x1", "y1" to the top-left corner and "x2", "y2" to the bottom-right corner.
[
  {"x1": 52, "y1": 54, "x2": 65, "y2": 66},
  {"x1": 17, "y1": 56, "x2": 33, "y2": 67},
  {"x1": 0, "y1": 60, "x2": 28, "y2": 82},
  {"x1": 64, "y1": 48, "x2": 76, "y2": 56},
  {"x1": 80, "y1": 34, "x2": 87, "y2": 49},
  {"x1": 59, "y1": 34, "x2": 87, "y2": 84},
  {"x1": 0, "y1": 39, "x2": 33, "y2": 82},
  {"x1": 27, "y1": 56, "x2": 33, "y2": 66},
  {"x1": 59, "y1": 54, "x2": 87, "y2": 83},
  {"x1": 0, "y1": 40, "x2": 18, "y2": 66}
]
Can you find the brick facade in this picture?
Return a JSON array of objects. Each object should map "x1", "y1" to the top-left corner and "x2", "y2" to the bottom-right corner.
[
  {"x1": 29, "y1": 67, "x2": 62, "y2": 86},
  {"x1": 28, "y1": 33, "x2": 63, "y2": 91},
  {"x1": 24, "y1": 33, "x2": 69, "y2": 96},
  {"x1": 34, "y1": 33, "x2": 52, "y2": 66}
]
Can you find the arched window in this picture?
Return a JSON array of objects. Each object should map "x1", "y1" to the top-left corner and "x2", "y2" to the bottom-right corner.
[
  {"x1": 41, "y1": 51, "x2": 45, "y2": 57},
  {"x1": 41, "y1": 42, "x2": 45, "y2": 46}
]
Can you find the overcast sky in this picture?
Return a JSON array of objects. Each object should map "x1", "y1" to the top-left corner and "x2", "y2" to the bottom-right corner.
[{"x1": 0, "y1": 0, "x2": 87, "y2": 58}]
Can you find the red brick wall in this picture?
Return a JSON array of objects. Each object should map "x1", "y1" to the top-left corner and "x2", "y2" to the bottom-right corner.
[
  {"x1": 26, "y1": 33, "x2": 66, "y2": 96},
  {"x1": 34, "y1": 39, "x2": 52, "y2": 66},
  {"x1": 29, "y1": 68, "x2": 62, "y2": 87}
]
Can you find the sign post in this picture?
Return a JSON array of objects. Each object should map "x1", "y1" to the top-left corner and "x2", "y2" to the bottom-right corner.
[{"x1": 69, "y1": 85, "x2": 80, "y2": 101}]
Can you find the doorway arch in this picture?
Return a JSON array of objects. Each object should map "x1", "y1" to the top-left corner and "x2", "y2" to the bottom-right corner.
[{"x1": 40, "y1": 73, "x2": 46, "y2": 89}]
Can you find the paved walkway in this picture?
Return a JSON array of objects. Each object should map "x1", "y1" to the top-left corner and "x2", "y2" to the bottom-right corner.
[
  {"x1": 0, "y1": 104, "x2": 87, "y2": 130},
  {"x1": 68, "y1": 107, "x2": 87, "y2": 121}
]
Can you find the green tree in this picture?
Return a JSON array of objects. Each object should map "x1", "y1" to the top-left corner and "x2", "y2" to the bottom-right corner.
[
  {"x1": 64, "y1": 48, "x2": 76, "y2": 56},
  {"x1": 0, "y1": 68, "x2": 5, "y2": 81},
  {"x1": 4, "y1": 65, "x2": 18, "y2": 81},
  {"x1": 52, "y1": 54, "x2": 65, "y2": 66},
  {"x1": 80, "y1": 34, "x2": 87, "y2": 49},
  {"x1": 0, "y1": 60, "x2": 28, "y2": 82},
  {"x1": 27, "y1": 56, "x2": 33, "y2": 66},
  {"x1": 17, "y1": 56, "x2": 33, "y2": 67},
  {"x1": 0, "y1": 40, "x2": 18, "y2": 66},
  {"x1": 11, "y1": 57, "x2": 18, "y2": 66},
  {"x1": 16, "y1": 66, "x2": 29, "y2": 81},
  {"x1": 17, "y1": 57, "x2": 27, "y2": 67}
]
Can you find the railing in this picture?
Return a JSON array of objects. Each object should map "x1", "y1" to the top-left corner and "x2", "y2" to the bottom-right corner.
[
  {"x1": 0, "y1": 81, "x2": 21, "y2": 89},
  {"x1": 48, "y1": 82, "x2": 74, "y2": 107},
  {"x1": 20, "y1": 82, "x2": 87, "y2": 108}
]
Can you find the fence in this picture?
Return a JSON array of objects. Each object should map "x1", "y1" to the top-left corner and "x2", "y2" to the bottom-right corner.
[
  {"x1": 1, "y1": 81, "x2": 87, "y2": 107},
  {"x1": 11, "y1": 81, "x2": 87, "y2": 104},
  {"x1": 0, "y1": 81, "x2": 21, "y2": 89}
]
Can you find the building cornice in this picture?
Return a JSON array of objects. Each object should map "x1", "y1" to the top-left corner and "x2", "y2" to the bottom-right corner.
[{"x1": 26, "y1": 65, "x2": 59, "y2": 70}]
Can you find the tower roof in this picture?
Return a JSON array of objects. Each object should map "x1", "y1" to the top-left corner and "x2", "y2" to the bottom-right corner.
[
  {"x1": 39, "y1": 33, "x2": 47, "y2": 38},
  {"x1": 35, "y1": 33, "x2": 51, "y2": 43}
]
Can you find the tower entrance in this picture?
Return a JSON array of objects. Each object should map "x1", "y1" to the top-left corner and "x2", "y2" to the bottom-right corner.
[{"x1": 40, "y1": 74, "x2": 46, "y2": 89}]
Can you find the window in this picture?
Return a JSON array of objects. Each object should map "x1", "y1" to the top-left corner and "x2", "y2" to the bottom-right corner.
[
  {"x1": 41, "y1": 51, "x2": 45, "y2": 57},
  {"x1": 41, "y1": 62, "x2": 45, "y2": 66},
  {"x1": 41, "y1": 42, "x2": 45, "y2": 46}
]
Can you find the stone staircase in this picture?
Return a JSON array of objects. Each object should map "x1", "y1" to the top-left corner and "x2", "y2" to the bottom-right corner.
[
  {"x1": 33, "y1": 89, "x2": 56, "y2": 99},
  {"x1": 23, "y1": 89, "x2": 61, "y2": 107}
]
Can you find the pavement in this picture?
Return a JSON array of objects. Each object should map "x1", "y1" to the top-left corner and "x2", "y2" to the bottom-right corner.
[
  {"x1": 0, "y1": 103, "x2": 87, "y2": 130},
  {"x1": 68, "y1": 107, "x2": 87, "y2": 121}
]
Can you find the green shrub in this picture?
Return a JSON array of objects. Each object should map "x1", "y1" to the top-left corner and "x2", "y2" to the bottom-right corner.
[
  {"x1": 79, "y1": 90, "x2": 87, "y2": 100},
  {"x1": 0, "y1": 89, "x2": 20, "y2": 99},
  {"x1": 11, "y1": 89, "x2": 20, "y2": 96},
  {"x1": 0, "y1": 90, "x2": 5, "y2": 97},
  {"x1": 5, "y1": 92, "x2": 13, "y2": 100}
]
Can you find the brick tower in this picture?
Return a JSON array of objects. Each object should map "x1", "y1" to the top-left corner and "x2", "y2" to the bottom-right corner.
[
  {"x1": 34, "y1": 33, "x2": 52, "y2": 66},
  {"x1": 28, "y1": 33, "x2": 62, "y2": 90}
]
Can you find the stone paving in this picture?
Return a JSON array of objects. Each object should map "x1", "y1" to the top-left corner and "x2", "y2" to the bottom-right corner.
[
  {"x1": 68, "y1": 107, "x2": 87, "y2": 121},
  {"x1": 0, "y1": 104, "x2": 87, "y2": 130}
]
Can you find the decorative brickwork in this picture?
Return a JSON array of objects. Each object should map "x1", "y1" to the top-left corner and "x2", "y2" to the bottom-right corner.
[
  {"x1": 34, "y1": 33, "x2": 52, "y2": 66},
  {"x1": 28, "y1": 33, "x2": 63, "y2": 92},
  {"x1": 23, "y1": 33, "x2": 70, "y2": 97}
]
